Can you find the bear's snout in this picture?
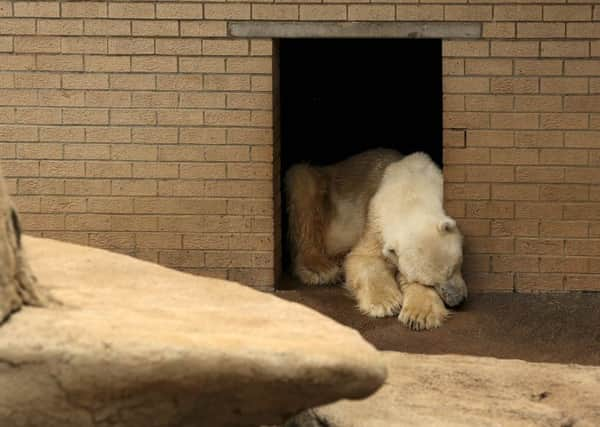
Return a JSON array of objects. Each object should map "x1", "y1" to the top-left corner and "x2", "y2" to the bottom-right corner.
[
  {"x1": 435, "y1": 274, "x2": 468, "y2": 307},
  {"x1": 439, "y1": 288, "x2": 466, "y2": 307}
]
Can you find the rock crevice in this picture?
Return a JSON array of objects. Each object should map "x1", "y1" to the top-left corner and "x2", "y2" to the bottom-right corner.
[{"x1": 0, "y1": 167, "x2": 49, "y2": 324}]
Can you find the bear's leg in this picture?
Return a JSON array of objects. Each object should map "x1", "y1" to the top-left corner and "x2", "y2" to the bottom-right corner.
[
  {"x1": 285, "y1": 164, "x2": 341, "y2": 285},
  {"x1": 398, "y1": 282, "x2": 449, "y2": 331},
  {"x1": 344, "y1": 227, "x2": 402, "y2": 317}
]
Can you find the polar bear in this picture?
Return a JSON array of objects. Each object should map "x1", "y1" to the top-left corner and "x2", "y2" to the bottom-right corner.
[
  {"x1": 345, "y1": 152, "x2": 467, "y2": 329},
  {"x1": 285, "y1": 149, "x2": 467, "y2": 330}
]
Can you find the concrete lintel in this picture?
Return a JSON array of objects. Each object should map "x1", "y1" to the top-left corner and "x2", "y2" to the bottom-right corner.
[{"x1": 228, "y1": 22, "x2": 481, "y2": 39}]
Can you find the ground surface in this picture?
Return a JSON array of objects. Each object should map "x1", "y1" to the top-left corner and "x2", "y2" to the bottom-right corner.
[
  {"x1": 296, "y1": 351, "x2": 600, "y2": 427},
  {"x1": 276, "y1": 281, "x2": 600, "y2": 366}
]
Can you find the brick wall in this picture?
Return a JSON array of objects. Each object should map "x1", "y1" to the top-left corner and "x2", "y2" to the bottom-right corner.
[
  {"x1": 442, "y1": 4, "x2": 600, "y2": 293},
  {"x1": 0, "y1": 1, "x2": 599, "y2": 292}
]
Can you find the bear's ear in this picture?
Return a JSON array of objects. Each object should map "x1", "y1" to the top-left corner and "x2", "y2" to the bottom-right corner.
[{"x1": 438, "y1": 218, "x2": 456, "y2": 234}]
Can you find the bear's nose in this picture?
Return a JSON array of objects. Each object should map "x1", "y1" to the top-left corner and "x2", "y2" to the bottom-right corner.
[
  {"x1": 435, "y1": 284, "x2": 467, "y2": 307},
  {"x1": 446, "y1": 294, "x2": 466, "y2": 308}
]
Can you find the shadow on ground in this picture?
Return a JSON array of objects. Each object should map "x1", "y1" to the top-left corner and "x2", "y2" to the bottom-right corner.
[{"x1": 276, "y1": 283, "x2": 600, "y2": 366}]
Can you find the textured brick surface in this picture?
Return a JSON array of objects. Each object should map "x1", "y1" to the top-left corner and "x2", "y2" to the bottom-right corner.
[{"x1": 1, "y1": 1, "x2": 599, "y2": 292}]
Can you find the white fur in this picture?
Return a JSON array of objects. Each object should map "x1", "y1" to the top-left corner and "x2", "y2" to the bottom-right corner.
[
  {"x1": 371, "y1": 152, "x2": 464, "y2": 288},
  {"x1": 325, "y1": 196, "x2": 367, "y2": 256},
  {"x1": 344, "y1": 152, "x2": 467, "y2": 330}
]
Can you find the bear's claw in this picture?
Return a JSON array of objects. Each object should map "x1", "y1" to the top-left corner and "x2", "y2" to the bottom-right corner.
[
  {"x1": 357, "y1": 284, "x2": 403, "y2": 318},
  {"x1": 398, "y1": 283, "x2": 449, "y2": 331}
]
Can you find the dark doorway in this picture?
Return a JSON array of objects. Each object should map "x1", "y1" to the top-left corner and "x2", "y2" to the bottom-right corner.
[{"x1": 276, "y1": 38, "x2": 442, "y2": 286}]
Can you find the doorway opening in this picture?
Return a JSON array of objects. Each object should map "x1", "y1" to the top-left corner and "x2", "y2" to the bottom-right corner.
[{"x1": 275, "y1": 38, "x2": 443, "y2": 288}]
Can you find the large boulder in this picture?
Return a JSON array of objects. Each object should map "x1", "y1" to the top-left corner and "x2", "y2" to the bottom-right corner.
[
  {"x1": 295, "y1": 351, "x2": 600, "y2": 427},
  {"x1": 0, "y1": 236, "x2": 386, "y2": 427}
]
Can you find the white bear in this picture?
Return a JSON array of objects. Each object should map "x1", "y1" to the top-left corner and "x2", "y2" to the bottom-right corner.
[
  {"x1": 344, "y1": 152, "x2": 467, "y2": 330},
  {"x1": 285, "y1": 149, "x2": 467, "y2": 330}
]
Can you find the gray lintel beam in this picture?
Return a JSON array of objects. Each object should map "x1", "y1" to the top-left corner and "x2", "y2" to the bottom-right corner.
[{"x1": 228, "y1": 22, "x2": 481, "y2": 39}]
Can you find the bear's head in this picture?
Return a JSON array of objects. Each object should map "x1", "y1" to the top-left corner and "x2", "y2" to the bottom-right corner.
[
  {"x1": 381, "y1": 216, "x2": 467, "y2": 307},
  {"x1": 372, "y1": 152, "x2": 468, "y2": 307}
]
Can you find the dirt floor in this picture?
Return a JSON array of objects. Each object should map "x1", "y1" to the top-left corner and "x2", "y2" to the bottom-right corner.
[{"x1": 275, "y1": 281, "x2": 600, "y2": 366}]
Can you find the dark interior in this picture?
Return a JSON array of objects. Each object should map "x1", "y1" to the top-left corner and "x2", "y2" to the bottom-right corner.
[{"x1": 277, "y1": 38, "x2": 443, "y2": 282}]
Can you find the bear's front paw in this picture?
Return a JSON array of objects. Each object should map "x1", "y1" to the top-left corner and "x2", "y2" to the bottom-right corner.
[
  {"x1": 295, "y1": 255, "x2": 342, "y2": 285},
  {"x1": 357, "y1": 284, "x2": 403, "y2": 318},
  {"x1": 398, "y1": 283, "x2": 449, "y2": 331}
]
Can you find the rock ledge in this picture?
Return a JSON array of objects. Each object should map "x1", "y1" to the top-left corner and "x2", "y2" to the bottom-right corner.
[{"x1": 0, "y1": 236, "x2": 386, "y2": 427}]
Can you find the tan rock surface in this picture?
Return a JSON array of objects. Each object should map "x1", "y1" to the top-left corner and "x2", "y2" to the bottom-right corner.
[
  {"x1": 300, "y1": 351, "x2": 600, "y2": 427},
  {"x1": 0, "y1": 236, "x2": 386, "y2": 427}
]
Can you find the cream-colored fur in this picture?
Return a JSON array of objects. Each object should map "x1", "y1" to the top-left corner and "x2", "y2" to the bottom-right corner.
[
  {"x1": 286, "y1": 150, "x2": 466, "y2": 330},
  {"x1": 398, "y1": 282, "x2": 449, "y2": 331},
  {"x1": 344, "y1": 223, "x2": 403, "y2": 318},
  {"x1": 371, "y1": 152, "x2": 466, "y2": 302},
  {"x1": 345, "y1": 153, "x2": 466, "y2": 329}
]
